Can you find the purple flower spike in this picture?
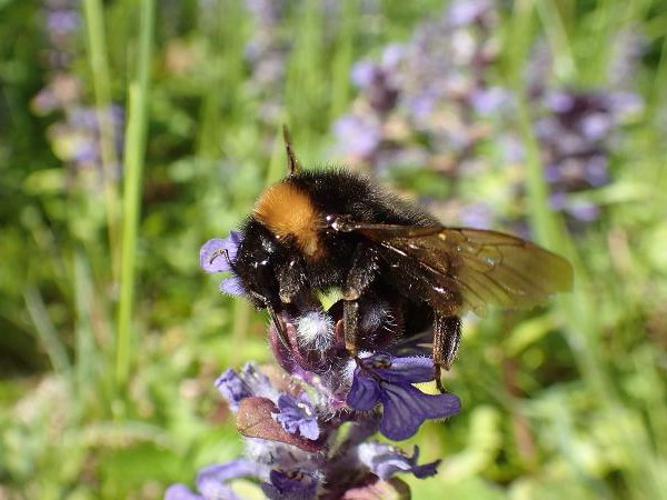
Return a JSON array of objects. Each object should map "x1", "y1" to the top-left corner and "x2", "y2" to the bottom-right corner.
[
  {"x1": 347, "y1": 353, "x2": 461, "y2": 440},
  {"x1": 199, "y1": 232, "x2": 243, "y2": 274},
  {"x1": 358, "y1": 443, "x2": 440, "y2": 480},
  {"x1": 261, "y1": 470, "x2": 318, "y2": 500},
  {"x1": 274, "y1": 394, "x2": 320, "y2": 441}
]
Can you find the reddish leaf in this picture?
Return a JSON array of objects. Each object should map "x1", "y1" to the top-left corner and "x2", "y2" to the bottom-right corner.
[{"x1": 236, "y1": 397, "x2": 321, "y2": 453}]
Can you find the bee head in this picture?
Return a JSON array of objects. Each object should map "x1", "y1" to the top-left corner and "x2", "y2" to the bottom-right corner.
[{"x1": 232, "y1": 220, "x2": 285, "y2": 310}]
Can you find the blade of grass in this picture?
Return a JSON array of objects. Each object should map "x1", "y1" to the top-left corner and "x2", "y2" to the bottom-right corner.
[
  {"x1": 329, "y1": 0, "x2": 358, "y2": 121},
  {"x1": 24, "y1": 287, "x2": 71, "y2": 376},
  {"x1": 534, "y1": 0, "x2": 576, "y2": 82},
  {"x1": 116, "y1": 0, "x2": 155, "y2": 392},
  {"x1": 82, "y1": 0, "x2": 121, "y2": 278},
  {"x1": 74, "y1": 250, "x2": 98, "y2": 406},
  {"x1": 507, "y1": 0, "x2": 613, "y2": 402}
]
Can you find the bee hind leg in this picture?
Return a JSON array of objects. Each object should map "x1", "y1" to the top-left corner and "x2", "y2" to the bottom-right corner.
[
  {"x1": 433, "y1": 315, "x2": 461, "y2": 393},
  {"x1": 343, "y1": 300, "x2": 359, "y2": 356},
  {"x1": 343, "y1": 244, "x2": 380, "y2": 357}
]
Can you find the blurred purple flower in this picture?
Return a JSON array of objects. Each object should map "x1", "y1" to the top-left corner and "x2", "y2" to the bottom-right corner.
[
  {"x1": 535, "y1": 88, "x2": 643, "y2": 225},
  {"x1": 470, "y1": 86, "x2": 511, "y2": 115},
  {"x1": 47, "y1": 9, "x2": 80, "y2": 35},
  {"x1": 165, "y1": 460, "x2": 262, "y2": 500},
  {"x1": 334, "y1": 116, "x2": 382, "y2": 159},
  {"x1": 448, "y1": 0, "x2": 492, "y2": 27},
  {"x1": 458, "y1": 202, "x2": 494, "y2": 229}
]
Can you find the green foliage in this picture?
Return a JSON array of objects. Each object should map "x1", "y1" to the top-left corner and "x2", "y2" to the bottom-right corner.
[{"x1": 1, "y1": 0, "x2": 666, "y2": 498}]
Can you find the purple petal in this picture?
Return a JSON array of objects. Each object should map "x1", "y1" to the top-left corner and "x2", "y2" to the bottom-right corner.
[
  {"x1": 164, "y1": 484, "x2": 203, "y2": 500},
  {"x1": 215, "y1": 369, "x2": 251, "y2": 412},
  {"x1": 261, "y1": 470, "x2": 317, "y2": 500},
  {"x1": 274, "y1": 394, "x2": 320, "y2": 441},
  {"x1": 374, "y1": 356, "x2": 435, "y2": 384},
  {"x1": 197, "y1": 460, "x2": 260, "y2": 483},
  {"x1": 470, "y1": 87, "x2": 509, "y2": 116},
  {"x1": 347, "y1": 371, "x2": 381, "y2": 411},
  {"x1": 448, "y1": 0, "x2": 491, "y2": 26},
  {"x1": 403, "y1": 447, "x2": 440, "y2": 479},
  {"x1": 358, "y1": 443, "x2": 441, "y2": 480},
  {"x1": 351, "y1": 61, "x2": 378, "y2": 89},
  {"x1": 200, "y1": 239, "x2": 231, "y2": 273},
  {"x1": 200, "y1": 232, "x2": 243, "y2": 274},
  {"x1": 567, "y1": 202, "x2": 601, "y2": 222},
  {"x1": 379, "y1": 383, "x2": 461, "y2": 441},
  {"x1": 196, "y1": 460, "x2": 261, "y2": 500},
  {"x1": 298, "y1": 418, "x2": 320, "y2": 441},
  {"x1": 215, "y1": 364, "x2": 277, "y2": 412},
  {"x1": 220, "y1": 276, "x2": 245, "y2": 296},
  {"x1": 382, "y1": 43, "x2": 404, "y2": 68},
  {"x1": 334, "y1": 115, "x2": 382, "y2": 158}
]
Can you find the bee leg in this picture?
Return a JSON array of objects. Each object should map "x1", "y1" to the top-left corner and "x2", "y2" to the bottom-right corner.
[
  {"x1": 344, "y1": 300, "x2": 359, "y2": 356},
  {"x1": 433, "y1": 315, "x2": 461, "y2": 393},
  {"x1": 343, "y1": 244, "x2": 380, "y2": 356},
  {"x1": 277, "y1": 258, "x2": 307, "y2": 305}
]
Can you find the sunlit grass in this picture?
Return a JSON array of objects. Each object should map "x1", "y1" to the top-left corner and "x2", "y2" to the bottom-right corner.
[{"x1": 0, "y1": 0, "x2": 666, "y2": 499}]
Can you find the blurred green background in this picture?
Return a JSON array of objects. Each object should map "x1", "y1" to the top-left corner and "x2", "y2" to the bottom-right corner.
[{"x1": 1, "y1": 0, "x2": 667, "y2": 498}]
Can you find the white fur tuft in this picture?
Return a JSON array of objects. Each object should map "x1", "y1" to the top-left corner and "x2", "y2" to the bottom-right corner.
[{"x1": 296, "y1": 310, "x2": 334, "y2": 352}]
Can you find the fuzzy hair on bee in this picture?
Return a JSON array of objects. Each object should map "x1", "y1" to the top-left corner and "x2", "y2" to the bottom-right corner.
[{"x1": 225, "y1": 126, "x2": 573, "y2": 392}]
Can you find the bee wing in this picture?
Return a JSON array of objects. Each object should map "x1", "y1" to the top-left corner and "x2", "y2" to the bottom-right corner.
[{"x1": 351, "y1": 223, "x2": 573, "y2": 316}]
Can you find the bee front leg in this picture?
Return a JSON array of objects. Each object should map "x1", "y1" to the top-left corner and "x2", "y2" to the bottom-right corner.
[
  {"x1": 433, "y1": 314, "x2": 461, "y2": 393},
  {"x1": 277, "y1": 257, "x2": 308, "y2": 305},
  {"x1": 343, "y1": 244, "x2": 380, "y2": 356}
]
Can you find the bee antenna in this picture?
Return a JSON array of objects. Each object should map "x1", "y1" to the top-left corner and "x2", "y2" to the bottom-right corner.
[{"x1": 282, "y1": 124, "x2": 302, "y2": 176}]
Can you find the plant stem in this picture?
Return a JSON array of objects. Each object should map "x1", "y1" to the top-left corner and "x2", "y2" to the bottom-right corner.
[
  {"x1": 116, "y1": 0, "x2": 154, "y2": 392},
  {"x1": 83, "y1": 0, "x2": 121, "y2": 279}
]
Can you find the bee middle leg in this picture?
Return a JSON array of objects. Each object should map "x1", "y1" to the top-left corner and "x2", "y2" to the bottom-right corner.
[
  {"x1": 343, "y1": 244, "x2": 380, "y2": 356},
  {"x1": 433, "y1": 314, "x2": 461, "y2": 393}
]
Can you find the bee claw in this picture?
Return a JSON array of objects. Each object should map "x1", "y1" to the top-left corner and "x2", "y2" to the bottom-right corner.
[{"x1": 434, "y1": 365, "x2": 448, "y2": 393}]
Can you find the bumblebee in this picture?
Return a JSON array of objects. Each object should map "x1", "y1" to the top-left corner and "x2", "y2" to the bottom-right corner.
[{"x1": 216, "y1": 128, "x2": 573, "y2": 391}]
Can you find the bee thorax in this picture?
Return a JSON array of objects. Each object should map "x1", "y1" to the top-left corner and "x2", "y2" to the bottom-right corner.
[{"x1": 254, "y1": 182, "x2": 323, "y2": 259}]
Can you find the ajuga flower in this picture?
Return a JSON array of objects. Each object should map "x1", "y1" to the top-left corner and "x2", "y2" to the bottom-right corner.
[
  {"x1": 347, "y1": 353, "x2": 461, "y2": 440},
  {"x1": 169, "y1": 242, "x2": 464, "y2": 497},
  {"x1": 274, "y1": 394, "x2": 320, "y2": 441},
  {"x1": 200, "y1": 232, "x2": 246, "y2": 296}
]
